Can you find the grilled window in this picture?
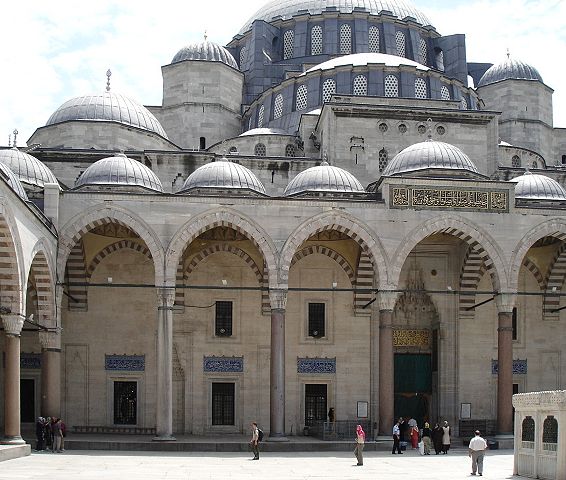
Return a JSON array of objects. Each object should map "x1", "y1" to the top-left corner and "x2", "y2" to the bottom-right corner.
[
  {"x1": 415, "y1": 78, "x2": 427, "y2": 99},
  {"x1": 441, "y1": 85, "x2": 451, "y2": 100},
  {"x1": 512, "y1": 155, "x2": 521, "y2": 168},
  {"x1": 212, "y1": 383, "x2": 235, "y2": 425},
  {"x1": 257, "y1": 105, "x2": 264, "y2": 128},
  {"x1": 522, "y1": 417, "x2": 535, "y2": 442},
  {"x1": 369, "y1": 25, "x2": 380, "y2": 53},
  {"x1": 339, "y1": 24, "x2": 352, "y2": 54},
  {"x1": 308, "y1": 302, "x2": 325, "y2": 338},
  {"x1": 215, "y1": 301, "x2": 233, "y2": 336},
  {"x1": 305, "y1": 384, "x2": 327, "y2": 426},
  {"x1": 239, "y1": 46, "x2": 247, "y2": 69},
  {"x1": 353, "y1": 75, "x2": 368, "y2": 96},
  {"x1": 322, "y1": 78, "x2": 336, "y2": 103},
  {"x1": 273, "y1": 94, "x2": 283, "y2": 119},
  {"x1": 114, "y1": 381, "x2": 137, "y2": 425},
  {"x1": 284, "y1": 30, "x2": 294, "y2": 59},
  {"x1": 311, "y1": 25, "x2": 323, "y2": 55},
  {"x1": 385, "y1": 75, "x2": 398, "y2": 97},
  {"x1": 296, "y1": 84, "x2": 308, "y2": 111},
  {"x1": 419, "y1": 38, "x2": 428, "y2": 64},
  {"x1": 255, "y1": 143, "x2": 266, "y2": 156},
  {"x1": 285, "y1": 144, "x2": 296, "y2": 157},
  {"x1": 378, "y1": 148, "x2": 388, "y2": 172},
  {"x1": 395, "y1": 31, "x2": 406, "y2": 57}
]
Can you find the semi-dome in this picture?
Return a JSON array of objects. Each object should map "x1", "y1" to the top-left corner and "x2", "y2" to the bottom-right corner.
[
  {"x1": 0, "y1": 148, "x2": 58, "y2": 189},
  {"x1": 0, "y1": 162, "x2": 28, "y2": 200},
  {"x1": 284, "y1": 162, "x2": 365, "y2": 196},
  {"x1": 478, "y1": 57, "x2": 543, "y2": 87},
  {"x1": 304, "y1": 52, "x2": 429, "y2": 75},
  {"x1": 181, "y1": 158, "x2": 266, "y2": 194},
  {"x1": 512, "y1": 171, "x2": 566, "y2": 201},
  {"x1": 383, "y1": 140, "x2": 480, "y2": 177},
  {"x1": 47, "y1": 92, "x2": 168, "y2": 138},
  {"x1": 172, "y1": 40, "x2": 238, "y2": 69},
  {"x1": 239, "y1": 128, "x2": 289, "y2": 137},
  {"x1": 75, "y1": 153, "x2": 163, "y2": 192},
  {"x1": 239, "y1": 0, "x2": 432, "y2": 34}
]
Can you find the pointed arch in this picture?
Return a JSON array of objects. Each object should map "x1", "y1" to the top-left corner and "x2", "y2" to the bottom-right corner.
[
  {"x1": 0, "y1": 206, "x2": 24, "y2": 314},
  {"x1": 459, "y1": 246, "x2": 485, "y2": 313},
  {"x1": 87, "y1": 240, "x2": 152, "y2": 279},
  {"x1": 291, "y1": 245, "x2": 355, "y2": 284},
  {"x1": 28, "y1": 248, "x2": 55, "y2": 328},
  {"x1": 543, "y1": 243, "x2": 566, "y2": 317},
  {"x1": 522, "y1": 258, "x2": 545, "y2": 292}
]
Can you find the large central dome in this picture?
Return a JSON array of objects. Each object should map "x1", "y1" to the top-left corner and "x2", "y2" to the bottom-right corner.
[{"x1": 239, "y1": 0, "x2": 432, "y2": 34}]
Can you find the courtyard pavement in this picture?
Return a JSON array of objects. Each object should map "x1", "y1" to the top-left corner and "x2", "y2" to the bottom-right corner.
[{"x1": 2, "y1": 448, "x2": 515, "y2": 480}]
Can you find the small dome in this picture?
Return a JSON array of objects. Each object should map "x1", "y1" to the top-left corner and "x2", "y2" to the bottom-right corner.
[
  {"x1": 512, "y1": 171, "x2": 566, "y2": 201},
  {"x1": 181, "y1": 158, "x2": 266, "y2": 194},
  {"x1": 47, "y1": 92, "x2": 168, "y2": 138},
  {"x1": 284, "y1": 162, "x2": 365, "y2": 196},
  {"x1": 478, "y1": 58, "x2": 543, "y2": 87},
  {"x1": 383, "y1": 140, "x2": 480, "y2": 177},
  {"x1": 75, "y1": 153, "x2": 163, "y2": 192},
  {"x1": 0, "y1": 148, "x2": 58, "y2": 189},
  {"x1": 172, "y1": 40, "x2": 238, "y2": 69},
  {"x1": 0, "y1": 163, "x2": 28, "y2": 200}
]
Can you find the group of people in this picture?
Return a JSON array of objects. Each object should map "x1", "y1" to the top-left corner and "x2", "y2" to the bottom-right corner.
[
  {"x1": 35, "y1": 416, "x2": 66, "y2": 453},
  {"x1": 393, "y1": 417, "x2": 451, "y2": 455}
]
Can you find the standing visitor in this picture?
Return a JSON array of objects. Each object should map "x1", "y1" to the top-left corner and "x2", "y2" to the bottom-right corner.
[
  {"x1": 442, "y1": 421, "x2": 451, "y2": 454},
  {"x1": 250, "y1": 422, "x2": 260, "y2": 460},
  {"x1": 354, "y1": 424, "x2": 365, "y2": 466},
  {"x1": 35, "y1": 417, "x2": 45, "y2": 451},
  {"x1": 392, "y1": 419, "x2": 403, "y2": 454},
  {"x1": 432, "y1": 423, "x2": 443, "y2": 454},
  {"x1": 469, "y1": 430, "x2": 488, "y2": 476},
  {"x1": 410, "y1": 422, "x2": 420, "y2": 449},
  {"x1": 52, "y1": 418, "x2": 64, "y2": 453},
  {"x1": 421, "y1": 422, "x2": 432, "y2": 455}
]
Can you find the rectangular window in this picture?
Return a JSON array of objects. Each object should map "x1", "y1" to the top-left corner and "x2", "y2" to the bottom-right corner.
[
  {"x1": 305, "y1": 384, "x2": 327, "y2": 426},
  {"x1": 308, "y1": 302, "x2": 325, "y2": 337},
  {"x1": 512, "y1": 307, "x2": 518, "y2": 341},
  {"x1": 212, "y1": 382, "x2": 235, "y2": 425},
  {"x1": 215, "y1": 301, "x2": 233, "y2": 336},
  {"x1": 114, "y1": 381, "x2": 137, "y2": 425}
]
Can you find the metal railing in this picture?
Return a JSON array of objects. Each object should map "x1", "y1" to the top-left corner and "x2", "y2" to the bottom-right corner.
[{"x1": 308, "y1": 420, "x2": 373, "y2": 441}]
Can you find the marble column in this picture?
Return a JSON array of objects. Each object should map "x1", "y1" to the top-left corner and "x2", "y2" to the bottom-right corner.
[
  {"x1": 378, "y1": 290, "x2": 398, "y2": 436},
  {"x1": 496, "y1": 293, "x2": 516, "y2": 436},
  {"x1": 39, "y1": 330, "x2": 61, "y2": 419},
  {"x1": 369, "y1": 304, "x2": 379, "y2": 432},
  {"x1": 154, "y1": 287, "x2": 176, "y2": 441},
  {"x1": 1, "y1": 314, "x2": 25, "y2": 444},
  {"x1": 269, "y1": 288, "x2": 288, "y2": 441}
]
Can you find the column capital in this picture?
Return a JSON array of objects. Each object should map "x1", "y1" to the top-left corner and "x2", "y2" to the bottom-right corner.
[
  {"x1": 39, "y1": 329, "x2": 62, "y2": 350},
  {"x1": 1, "y1": 314, "x2": 24, "y2": 336},
  {"x1": 156, "y1": 287, "x2": 176, "y2": 308},
  {"x1": 377, "y1": 290, "x2": 400, "y2": 312},
  {"x1": 269, "y1": 288, "x2": 288, "y2": 311},
  {"x1": 496, "y1": 292, "x2": 517, "y2": 314}
]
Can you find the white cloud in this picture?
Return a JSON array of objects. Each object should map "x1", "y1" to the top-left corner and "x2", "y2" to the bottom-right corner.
[{"x1": 1, "y1": 0, "x2": 564, "y2": 148}]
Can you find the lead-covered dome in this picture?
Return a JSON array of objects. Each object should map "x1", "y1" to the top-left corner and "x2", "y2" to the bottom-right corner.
[
  {"x1": 47, "y1": 92, "x2": 168, "y2": 138},
  {"x1": 478, "y1": 58, "x2": 543, "y2": 87},
  {"x1": 512, "y1": 171, "x2": 566, "y2": 201},
  {"x1": 383, "y1": 140, "x2": 480, "y2": 178},
  {"x1": 181, "y1": 158, "x2": 266, "y2": 194},
  {"x1": 0, "y1": 148, "x2": 58, "y2": 189},
  {"x1": 239, "y1": 0, "x2": 432, "y2": 34},
  {"x1": 0, "y1": 162, "x2": 28, "y2": 200},
  {"x1": 172, "y1": 40, "x2": 238, "y2": 69},
  {"x1": 304, "y1": 52, "x2": 429, "y2": 75},
  {"x1": 75, "y1": 153, "x2": 163, "y2": 192},
  {"x1": 284, "y1": 162, "x2": 365, "y2": 196}
]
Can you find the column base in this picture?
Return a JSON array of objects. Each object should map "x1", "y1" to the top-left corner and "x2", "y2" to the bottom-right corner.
[
  {"x1": 152, "y1": 435, "x2": 176, "y2": 442},
  {"x1": 1, "y1": 435, "x2": 26, "y2": 445},
  {"x1": 267, "y1": 434, "x2": 289, "y2": 442}
]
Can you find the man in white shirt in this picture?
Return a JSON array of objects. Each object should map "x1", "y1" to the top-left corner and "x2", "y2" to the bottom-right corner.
[
  {"x1": 468, "y1": 430, "x2": 488, "y2": 476},
  {"x1": 392, "y1": 419, "x2": 403, "y2": 454}
]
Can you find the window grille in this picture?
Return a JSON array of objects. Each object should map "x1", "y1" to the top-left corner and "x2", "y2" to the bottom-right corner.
[
  {"x1": 378, "y1": 148, "x2": 388, "y2": 172},
  {"x1": 284, "y1": 30, "x2": 294, "y2": 59},
  {"x1": 398, "y1": 124, "x2": 407, "y2": 134},
  {"x1": 532, "y1": 161, "x2": 538, "y2": 169},
  {"x1": 114, "y1": 381, "x2": 137, "y2": 425},
  {"x1": 273, "y1": 94, "x2": 283, "y2": 119},
  {"x1": 542, "y1": 416, "x2": 558, "y2": 449},
  {"x1": 441, "y1": 85, "x2": 451, "y2": 100},
  {"x1": 521, "y1": 416, "x2": 535, "y2": 443},
  {"x1": 353, "y1": 75, "x2": 368, "y2": 96},
  {"x1": 436, "y1": 48, "x2": 445, "y2": 71},
  {"x1": 228, "y1": 146, "x2": 238, "y2": 155},
  {"x1": 212, "y1": 383, "x2": 235, "y2": 426},
  {"x1": 308, "y1": 302, "x2": 325, "y2": 337},
  {"x1": 436, "y1": 125, "x2": 446, "y2": 136},
  {"x1": 512, "y1": 155, "x2": 521, "y2": 168},
  {"x1": 415, "y1": 78, "x2": 427, "y2": 99},
  {"x1": 258, "y1": 105, "x2": 264, "y2": 128},
  {"x1": 285, "y1": 144, "x2": 296, "y2": 157},
  {"x1": 311, "y1": 25, "x2": 323, "y2": 55},
  {"x1": 419, "y1": 38, "x2": 428, "y2": 64},
  {"x1": 305, "y1": 384, "x2": 327, "y2": 427},
  {"x1": 378, "y1": 122, "x2": 388, "y2": 133},
  {"x1": 255, "y1": 143, "x2": 266, "y2": 156},
  {"x1": 340, "y1": 24, "x2": 352, "y2": 54},
  {"x1": 395, "y1": 31, "x2": 406, "y2": 57},
  {"x1": 239, "y1": 46, "x2": 247, "y2": 69},
  {"x1": 322, "y1": 79, "x2": 336, "y2": 103},
  {"x1": 215, "y1": 300, "x2": 233, "y2": 336},
  {"x1": 460, "y1": 97, "x2": 468, "y2": 110},
  {"x1": 384, "y1": 75, "x2": 398, "y2": 97},
  {"x1": 369, "y1": 26, "x2": 380, "y2": 53},
  {"x1": 418, "y1": 124, "x2": 426, "y2": 134},
  {"x1": 296, "y1": 84, "x2": 308, "y2": 111}
]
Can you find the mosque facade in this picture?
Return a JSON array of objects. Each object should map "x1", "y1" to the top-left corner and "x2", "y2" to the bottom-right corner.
[{"x1": 1, "y1": 0, "x2": 566, "y2": 444}]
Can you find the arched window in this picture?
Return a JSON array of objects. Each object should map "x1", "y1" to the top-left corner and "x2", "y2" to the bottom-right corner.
[
  {"x1": 255, "y1": 143, "x2": 266, "y2": 156},
  {"x1": 512, "y1": 155, "x2": 521, "y2": 168},
  {"x1": 285, "y1": 144, "x2": 296, "y2": 157},
  {"x1": 369, "y1": 26, "x2": 380, "y2": 53},
  {"x1": 395, "y1": 31, "x2": 406, "y2": 57},
  {"x1": 322, "y1": 78, "x2": 336, "y2": 103},
  {"x1": 257, "y1": 105, "x2": 265, "y2": 128},
  {"x1": 460, "y1": 97, "x2": 468, "y2": 110},
  {"x1": 296, "y1": 84, "x2": 308, "y2": 111},
  {"x1": 283, "y1": 30, "x2": 294, "y2": 59},
  {"x1": 239, "y1": 46, "x2": 248, "y2": 69},
  {"x1": 435, "y1": 48, "x2": 445, "y2": 72},
  {"x1": 543, "y1": 416, "x2": 558, "y2": 450},
  {"x1": 199, "y1": 137, "x2": 206, "y2": 150},
  {"x1": 229, "y1": 146, "x2": 238, "y2": 155},
  {"x1": 562, "y1": 154, "x2": 566, "y2": 165},
  {"x1": 384, "y1": 75, "x2": 399, "y2": 97},
  {"x1": 378, "y1": 148, "x2": 388, "y2": 172},
  {"x1": 521, "y1": 417, "x2": 535, "y2": 444},
  {"x1": 415, "y1": 78, "x2": 427, "y2": 99},
  {"x1": 273, "y1": 94, "x2": 284, "y2": 119},
  {"x1": 340, "y1": 24, "x2": 352, "y2": 54},
  {"x1": 532, "y1": 161, "x2": 538, "y2": 169},
  {"x1": 419, "y1": 38, "x2": 428, "y2": 64},
  {"x1": 248, "y1": 116, "x2": 252, "y2": 130},
  {"x1": 311, "y1": 25, "x2": 323, "y2": 55},
  {"x1": 353, "y1": 75, "x2": 368, "y2": 96},
  {"x1": 441, "y1": 85, "x2": 451, "y2": 100}
]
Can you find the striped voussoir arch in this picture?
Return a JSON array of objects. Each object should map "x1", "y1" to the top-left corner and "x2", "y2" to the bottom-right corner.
[
  {"x1": 29, "y1": 252, "x2": 54, "y2": 323},
  {"x1": 0, "y1": 215, "x2": 21, "y2": 311},
  {"x1": 291, "y1": 245, "x2": 355, "y2": 282},
  {"x1": 459, "y1": 246, "x2": 485, "y2": 313},
  {"x1": 543, "y1": 243, "x2": 566, "y2": 317},
  {"x1": 86, "y1": 240, "x2": 152, "y2": 279},
  {"x1": 354, "y1": 251, "x2": 374, "y2": 313},
  {"x1": 521, "y1": 258, "x2": 545, "y2": 291},
  {"x1": 26, "y1": 279, "x2": 38, "y2": 315},
  {"x1": 66, "y1": 239, "x2": 88, "y2": 311}
]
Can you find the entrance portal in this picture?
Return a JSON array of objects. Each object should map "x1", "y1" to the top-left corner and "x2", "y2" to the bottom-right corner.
[
  {"x1": 394, "y1": 354, "x2": 431, "y2": 427},
  {"x1": 305, "y1": 384, "x2": 327, "y2": 426},
  {"x1": 20, "y1": 378, "x2": 35, "y2": 423}
]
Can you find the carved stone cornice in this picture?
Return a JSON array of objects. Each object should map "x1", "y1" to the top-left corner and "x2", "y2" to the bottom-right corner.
[
  {"x1": 269, "y1": 288, "x2": 288, "y2": 311},
  {"x1": 2, "y1": 314, "x2": 24, "y2": 336}
]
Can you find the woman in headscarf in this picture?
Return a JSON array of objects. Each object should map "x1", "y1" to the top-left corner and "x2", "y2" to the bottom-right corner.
[
  {"x1": 35, "y1": 417, "x2": 45, "y2": 451},
  {"x1": 442, "y1": 421, "x2": 451, "y2": 454},
  {"x1": 421, "y1": 422, "x2": 432, "y2": 455},
  {"x1": 432, "y1": 422, "x2": 443, "y2": 454},
  {"x1": 354, "y1": 424, "x2": 365, "y2": 466},
  {"x1": 410, "y1": 422, "x2": 420, "y2": 449}
]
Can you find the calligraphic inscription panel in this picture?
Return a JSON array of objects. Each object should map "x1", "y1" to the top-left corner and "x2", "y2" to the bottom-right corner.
[
  {"x1": 390, "y1": 186, "x2": 508, "y2": 213},
  {"x1": 105, "y1": 354, "x2": 145, "y2": 371},
  {"x1": 491, "y1": 359, "x2": 527, "y2": 375},
  {"x1": 297, "y1": 357, "x2": 336, "y2": 374},
  {"x1": 203, "y1": 356, "x2": 244, "y2": 373},
  {"x1": 393, "y1": 329, "x2": 430, "y2": 347}
]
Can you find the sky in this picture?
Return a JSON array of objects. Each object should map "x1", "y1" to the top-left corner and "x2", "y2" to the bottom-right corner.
[{"x1": 0, "y1": 0, "x2": 564, "y2": 147}]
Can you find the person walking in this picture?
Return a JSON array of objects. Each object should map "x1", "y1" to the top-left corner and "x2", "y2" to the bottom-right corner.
[
  {"x1": 392, "y1": 419, "x2": 403, "y2": 454},
  {"x1": 421, "y1": 422, "x2": 432, "y2": 455},
  {"x1": 354, "y1": 424, "x2": 365, "y2": 466},
  {"x1": 441, "y1": 421, "x2": 451, "y2": 454},
  {"x1": 250, "y1": 422, "x2": 260, "y2": 460},
  {"x1": 469, "y1": 430, "x2": 488, "y2": 476},
  {"x1": 51, "y1": 418, "x2": 64, "y2": 453},
  {"x1": 432, "y1": 423, "x2": 443, "y2": 454}
]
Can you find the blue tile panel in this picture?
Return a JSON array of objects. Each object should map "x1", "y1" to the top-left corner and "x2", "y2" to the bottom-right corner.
[
  {"x1": 105, "y1": 354, "x2": 145, "y2": 371},
  {"x1": 491, "y1": 359, "x2": 527, "y2": 375},
  {"x1": 297, "y1": 357, "x2": 336, "y2": 374},
  {"x1": 203, "y1": 356, "x2": 244, "y2": 373},
  {"x1": 21, "y1": 353, "x2": 41, "y2": 369}
]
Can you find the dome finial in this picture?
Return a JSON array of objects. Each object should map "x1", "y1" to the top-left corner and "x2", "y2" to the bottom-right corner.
[
  {"x1": 12, "y1": 129, "x2": 18, "y2": 148},
  {"x1": 106, "y1": 69, "x2": 112, "y2": 92},
  {"x1": 321, "y1": 151, "x2": 329, "y2": 166},
  {"x1": 426, "y1": 118, "x2": 433, "y2": 141},
  {"x1": 204, "y1": 30, "x2": 208, "y2": 42},
  {"x1": 506, "y1": 48, "x2": 510, "y2": 59}
]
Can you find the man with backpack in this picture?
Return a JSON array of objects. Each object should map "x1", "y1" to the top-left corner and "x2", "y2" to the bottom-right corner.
[{"x1": 250, "y1": 422, "x2": 263, "y2": 460}]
